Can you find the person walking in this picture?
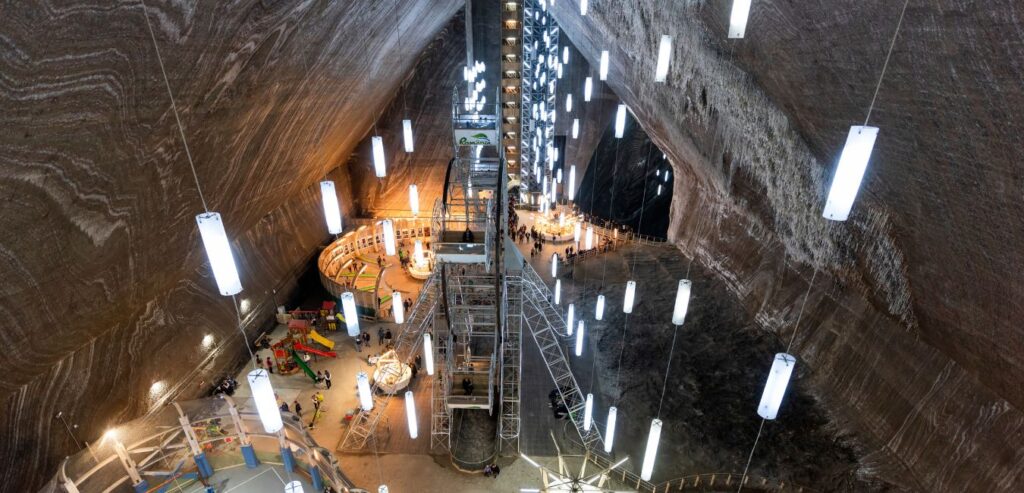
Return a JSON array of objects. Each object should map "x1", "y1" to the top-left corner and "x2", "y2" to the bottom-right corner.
[
  {"x1": 491, "y1": 464, "x2": 500, "y2": 479},
  {"x1": 362, "y1": 331, "x2": 370, "y2": 347},
  {"x1": 311, "y1": 393, "x2": 320, "y2": 411},
  {"x1": 324, "y1": 370, "x2": 333, "y2": 389},
  {"x1": 316, "y1": 370, "x2": 324, "y2": 387},
  {"x1": 354, "y1": 335, "x2": 362, "y2": 353},
  {"x1": 377, "y1": 327, "x2": 385, "y2": 345},
  {"x1": 384, "y1": 329, "x2": 393, "y2": 346},
  {"x1": 265, "y1": 356, "x2": 274, "y2": 374},
  {"x1": 293, "y1": 400, "x2": 303, "y2": 416}
]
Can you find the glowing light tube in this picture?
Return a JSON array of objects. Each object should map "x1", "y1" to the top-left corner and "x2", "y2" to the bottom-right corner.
[
  {"x1": 572, "y1": 118, "x2": 579, "y2": 139},
  {"x1": 655, "y1": 35, "x2": 672, "y2": 82},
  {"x1": 551, "y1": 253, "x2": 558, "y2": 277},
  {"x1": 320, "y1": 181, "x2": 343, "y2": 235},
  {"x1": 580, "y1": 0, "x2": 588, "y2": 15},
  {"x1": 341, "y1": 292, "x2": 360, "y2": 336},
  {"x1": 615, "y1": 104, "x2": 627, "y2": 138},
  {"x1": 423, "y1": 333, "x2": 435, "y2": 375},
  {"x1": 566, "y1": 304, "x2": 575, "y2": 336},
  {"x1": 372, "y1": 136, "x2": 387, "y2": 177},
  {"x1": 247, "y1": 369, "x2": 283, "y2": 433},
  {"x1": 657, "y1": 184, "x2": 662, "y2": 196},
  {"x1": 822, "y1": 126, "x2": 879, "y2": 221},
  {"x1": 585, "y1": 225, "x2": 594, "y2": 250},
  {"x1": 554, "y1": 279, "x2": 561, "y2": 305},
  {"x1": 405, "y1": 391, "x2": 418, "y2": 439},
  {"x1": 563, "y1": 46, "x2": 569, "y2": 64},
  {"x1": 569, "y1": 165, "x2": 577, "y2": 200},
  {"x1": 195, "y1": 212, "x2": 242, "y2": 296},
  {"x1": 392, "y1": 291, "x2": 405, "y2": 323},
  {"x1": 729, "y1": 0, "x2": 752, "y2": 39},
  {"x1": 599, "y1": 51, "x2": 609, "y2": 80},
  {"x1": 574, "y1": 222, "x2": 582, "y2": 242},
  {"x1": 413, "y1": 240, "x2": 425, "y2": 265},
  {"x1": 566, "y1": 94, "x2": 573, "y2": 112},
  {"x1": 557, "y1": 168, "x2": 563, "y2": 184},
  {"x1": 640, "y1": 419, "x2": 663, "y2": 481},
  {"x1": 672, "y1": 279, "x2": 692, "y2": 325},
  {"x1": 584, "y1": 393, "x2": 594, "y2": 431},
  {"x1": 382, "y1": 219, "x2": 396, "y2": 256},
  {"x1": 402, "y1": 119, "x2": 414, "y2": 152},
  {"x1": 604, "y1": 406, "x2": 617, "y2": 453},
  {"x1": 357, "y1": 371, "x2": 373, "y2": 411},
  {"x1": 758, "y1": 353, "x2": 797, "y2": 420},
  {"x1": 409, "y1": 184, "x2": 419, "y2": 216},
  {"x1": 575, "y1": 321, "x2": 585, "y2": 356},
  {"x1": 584, "y1": 77, "x2": 593, "y2": 101},
  {"x1": 595, "y1": 294, "x2": 605, "y2": 320},
  {"x1": 623, "y1": 280, "x2": 637, "y2": 314},
  {"x1": 285, "y1": 481, "x2": 305, "y2": 493}
]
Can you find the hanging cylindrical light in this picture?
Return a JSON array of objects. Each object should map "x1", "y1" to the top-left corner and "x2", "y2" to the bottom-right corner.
[
  {"x1": 822, "y1": 126, "x2": 879, "y2": 221},
  {"x1": 320, "y1": 181, "x2": 343, "y2": 235},
  {"x1": 584, "y1": 77, "x2": 593, "y2": 102},
  {"x1": 247, "y1": 369, "x2": 283, "y2": 433},
  {"x1": 599, "y1": 51, "x2": 609, "y2": 80},
  {"x1": 402, "y1": 119, "x2": 414, "y2": 153},
  {"x1": 195, "y1": 212, "x2": 243, "y2": 296},
  {"x1": 409, "y1": 184, "x2": 419, "y2": 216},
  {"x1": 566, "y1": 303, "x2": 575, "y2": 336},
  {"x1": 615, "y1": 104, "x2": 627, "y2": 138},
  {"x1": 554, "y1": 279, "x2": 561, "y2": 305},
  {"x1": 640, "y1": 418, "x2": 663, "y2": 481},
  {"x1": 657, "y1": 184, "x2": 662, "y2": 196},
  {"x1": 574, "y1": 222, "x2": 582, "y2": 243},
  {"x1": 566, "y1": 94, "x2": 573, "y2": 113},
  {"x1": 583, "y1": 393, "x2": 594, "y2": 431},
  {"x1": 664, "y1": 170, "x2": 670, "y2": 182},
  {"x1": 557, "y1": 168, "x2": 563, "y2": 184},
  {"x1": 356, "y1": 371, "x2": 373, "y2": 411},
  {"x1": 580, "y1": 0, "x2": 588, "y2": 15},
  {"x1": 557, "y1": 63, "x2": 563, "y2": 79},
  {"x1": 551, "y1": 253, "x2": 558, "y2": 277},
  {"x1": 285, "y1": 481, "x2": 305, "y2": 493},
  {"x1": 404, "y1": 390, "x2": 418, "y2": 438},
  {"x1": 595, "y1": 294, "x2": 605, "y2": 320},
  {"x1": 729, "y1": 0, "x2": 752, "y2": 39},
  {"x1": 569, "y1": 165, "x2": 577, "y2": 200},
  {"x1": 623, "y1": 280, "x2": 637, "y2": 314},
  {"x1": 672, "y1": 279, "x2": 692, "y2": 325},
  {"x1": 572, "y1": 118, "x2": 579, "y2": 139},
  {"x1": 423, "y1": 333, "x2": 435, "y2": 376},
  {"x1": 575, "y1": 321, "x2": 585, "y2": 356},
  {"x1": 392, "y1": 291, "x2": 405, "y2": 324},
  {"x1": 414, "y1": 239, "x2": 425, "y2": 265},
  {"x1": 758, "y1": 353, "x2": 797, "y2": 420},
  {"x1": 655, "y1": 35, "x2": 673, "y2": 82},
  {"x1": 604, "y1": 406, "x2": 618, "y2": 453},
  {"x1": 382, "y1": 219, "x2": 396, "y2": 256},
  {"x1": 378, "y1": 486, "x2": 389, "y2": 493},
  {"x1": 563, "y1": 46, "x2": 570, "y2": 64},
  {"x1": 372, "y1": 136, "x2": 387, "y2": 177},
  {"x1": 585, "y1": 225, "x2": 594, "y2": 250},
  {"x1": 341, "y1": 292, "x2": 360, "y2": 337}
]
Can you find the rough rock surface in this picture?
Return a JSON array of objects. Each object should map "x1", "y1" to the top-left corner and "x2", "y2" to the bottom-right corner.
[
  {"x1": 0, "y1": 1, "x2": 460, "y2": 491},
  {"x1": 550, "y1": 1, "x2": 1024, "y2": 491}
]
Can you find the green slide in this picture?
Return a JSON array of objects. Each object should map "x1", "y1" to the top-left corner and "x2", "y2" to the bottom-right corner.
[{"x1": 290, "y1": 349, "x2": 318, "y2": 382}]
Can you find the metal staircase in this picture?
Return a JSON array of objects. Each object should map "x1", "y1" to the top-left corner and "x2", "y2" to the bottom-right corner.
[{"x1": 338, "y1": 274, "x2": 438, "y2": 451}]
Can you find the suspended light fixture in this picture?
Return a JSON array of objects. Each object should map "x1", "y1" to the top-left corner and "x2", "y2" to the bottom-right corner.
[
  {"x1": 623, "y1": 280, "x2": 637, "y2": 313},
  {"x1": 557, "y1": 63, "x2": 563, "y2": 79},
  {"x1": 403, "y1": 119, "x2": 414, "y2": 152},
  {"x1": 585, "y1": 225, "x2": 594, "y2": 250},
  {"x1": 599, "y1": 51, "x2": 609, "y2": 80},
  {"x1": 409, "y1": 184, "x2": 420, "y2": 216},
  {"x1": 413, "y1": 240, "x2": 425, "y2": 265},
  {"x1": 655, "y1": 35, "x2": 672, "y2": 82},
  {"x1": 729, "y1": 0, "x2": 752, "y2": 39},
  {"x1": 566, "y1": 94, "x2": 573, "y2": 113},
  {"x1": 285, "y1": 481, "x2": 304, "y2": 493},
  {"x1": 572, "y1": 119, "x2": 580, "y2": 139},
  {"x1": 554, "y1": 279, "x2": 561, "y2": 305},
  {"x1": 392, "y1": 291, "x2": 405, "y2": 324},
  {"x1": 574, "y1": 222, "x2": 581, "y2": 243},
  {"x1": 595, "y1": 294, "x2": 605, "y2": 320},
  {"x1": 583, "y1": 393, "x2": 594, "y2": 431},
  {"x1": 758, "y1": 353, "x2": 796, "y2": 420},
  {"x1": 566, "y1": 304, "x2": 575, "y2": 336},
  {"x1": 664, "y1": 170, "x2": 670, "y2": 182},
  {"x1": 569, "y1": 165, "x2": 577, "y2": 200},
  {"x1": 356, "y1": 371, "x2": 373, "y2": 411},
  {"x1": 584, "y1": 77, "x2": 593, "y2": 101},
  {"x1": 672, "y1": 279, "x2": 692, "y2": 325},
  {"x1": 557, "y1": 168, "x2": 563, "y2": 184},
  {"x1": 592, "y1": 407, "x2": 615, "y2": 457},
  {"x1": 563, "y1": 46, "x2": 570, "y2": 64},
  {"x1": 575, "y1": 321, "x2": 585, "y2": 356},
  {"x1": 822, "y1": 126, "x2": 879, "y2": 221},
  {"x1": 319, "y1": 181, "x2": 343, "y2": 235},
  {"x1": 195, "y1": 212, "x2": 243, "y2": 296},
  {"x1": 404, "y1": 390, "x2": 418, "y2": 438},
  {"x1": 372, "y1": 136, "x2": 387, "y2": 178},
  {"x1": 423, "y1": 333, "x2": 435, "y2": 375},
  {"x1": 615, "y1": 104, "x2": 627, "y2": 138},
  {"x1": 382, "y1": 219, "x2": 396, "y2": 256},
  {"x1": 341, "y1": 292, "x2": 360, "y2": 337},
  {"x1": 640, "y1": 419, "x2": 663, "y2": 481},
  {"x1": 657, "y1": 184, "x2": 662, "y2": 196},
  {"x1": 580, "y1": 0, "x2": 588, "y2": 16},
  {"x1": 551, "y1": 253, "x2": 558, "y2": 277},
  {"x1": 247, "y1": 369, "x2": 283, "y2": 433}
]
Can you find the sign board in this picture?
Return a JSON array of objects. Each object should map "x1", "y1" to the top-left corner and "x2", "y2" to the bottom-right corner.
[{"x1": 455, "y1": 129, "x2": 497, "y2": 146}]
